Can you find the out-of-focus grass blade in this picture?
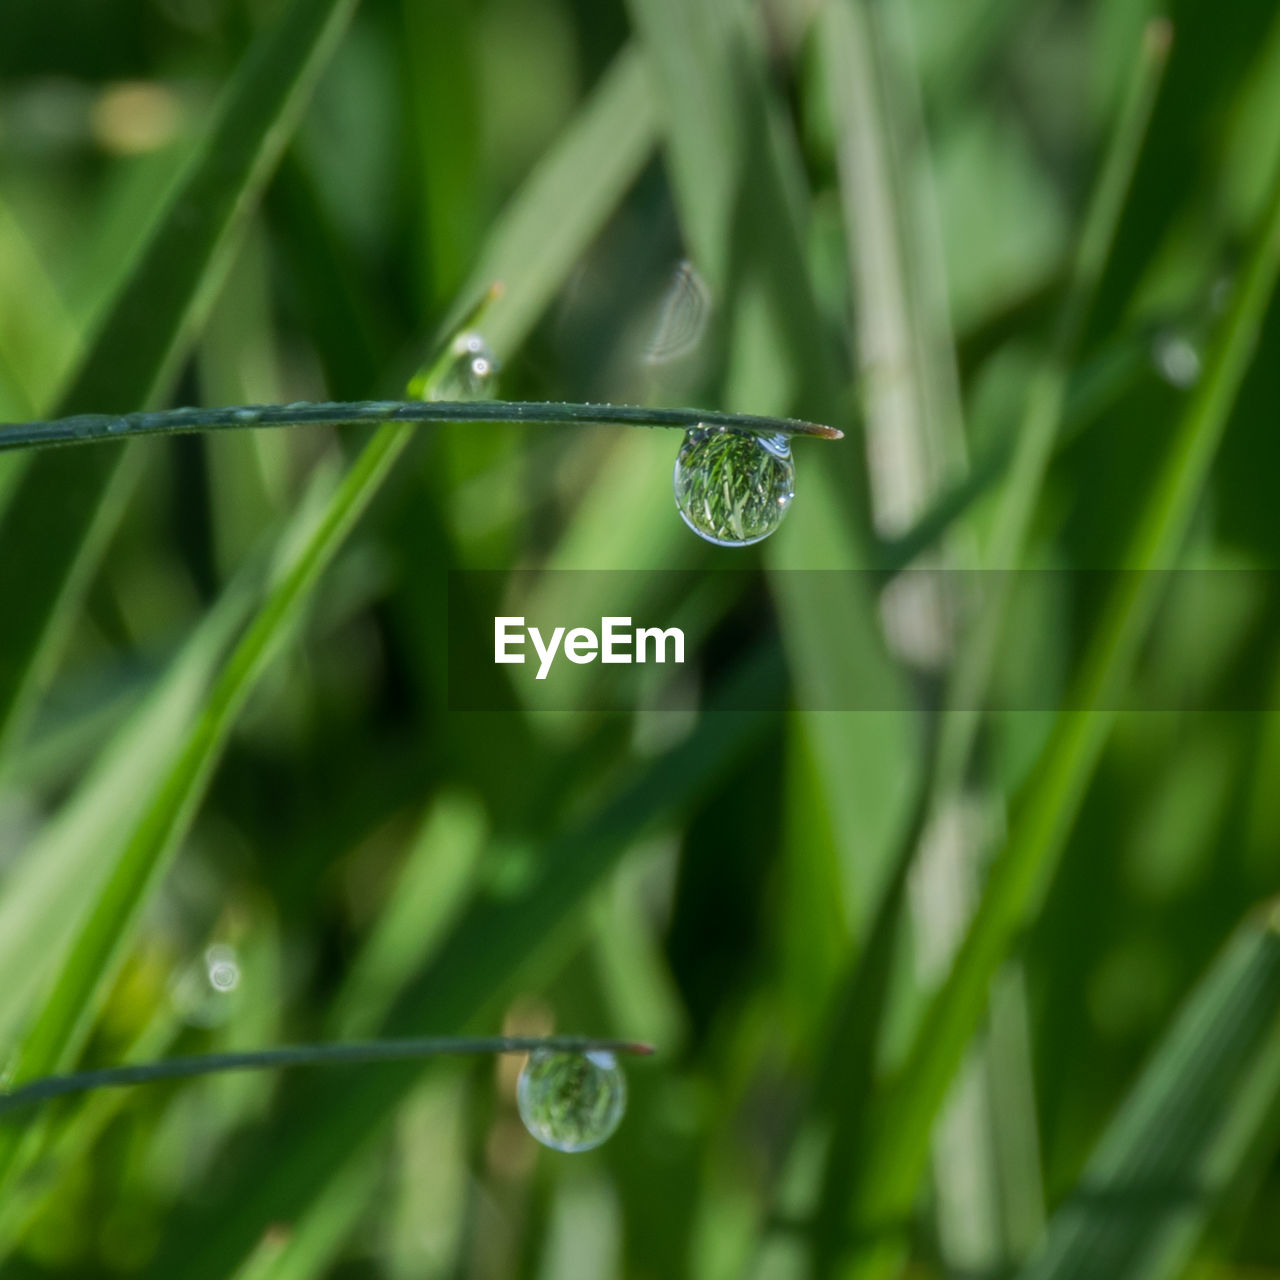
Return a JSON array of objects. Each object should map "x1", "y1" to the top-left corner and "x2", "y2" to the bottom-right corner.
[
  {"x1": 328, "y1": 792, "x2": 487, "y2": 1037},
  {"x1": 135, "y1": 655, "x2": 783, "y2": 1280},
  {"x1": 0, "y1": 195, "x2": 79, "y2": 419},
  {"x1": 433, "y1": 44, "x2": 656, "y2": 358},
  {"x1": 623, "y1": 7, "x2": 919, "y2": 1275},
  {"x1": 1018, "y1": 904, "x2": 1280, "y2": 1280},
  {"x1": 840, "y1": 141, "x2": 1280, "y2": 1280},
  {"x1": 0, "y1": 446, "x2": 396, "y2": 1191},
  {"x1": 0, "y1": 0, "x2": 358, "y2": 758},
  {"x1": 624, "y1": 0, "x2": 913, "y2": 934},
  {"x1": 817, "y1": 0, "x2": 967, "y2": 535},
  {"x1": 936, "y1": 18, "x2": 1172, "y2": 793},
  {"x1": 0, "y1": 571, "x2": 257, "y2": 1055}
]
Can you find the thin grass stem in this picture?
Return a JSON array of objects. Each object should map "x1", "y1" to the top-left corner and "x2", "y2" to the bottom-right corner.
[
  {"x1": 0, "y1": 400, "x2": 842, "y2": 454},
  {"x1": 0, "y1": 1035, "x2": 653, "y2": 1119}
]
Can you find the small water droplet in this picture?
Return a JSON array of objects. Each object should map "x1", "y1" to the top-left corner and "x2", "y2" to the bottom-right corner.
[
  {"x1": 1152, "y1": 332, "x2": 1201, "y2": 388},
  {"x1": 106, "y1": 416, "x2": 128, "y2": 435},
  {"x1": 673, "y1": 425, "x2": 795, "y2": 547},
  {"x1": 516, "y1": 1049, "x2": 627, "y2": 1153},
  {"x1": 205, "y1": 943, "x2": 241, "y2": 993},
  {"x1": 233, "y1": 408, "x2": 261, "y2": 424},
  {"x1": 170, "y1": 942, "x2": 243, "y2": 1026},
  {"x1": 430, "y1": 331, "x2": 500, "y2": 402}
]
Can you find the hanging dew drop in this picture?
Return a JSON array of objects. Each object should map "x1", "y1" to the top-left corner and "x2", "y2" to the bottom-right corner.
[
  {"x1": 673, "y1": 424, "x2": 795, "y2": 547},
  {"x1": 516, "y1": 1048, "x2": 627, "y2": 1153}
]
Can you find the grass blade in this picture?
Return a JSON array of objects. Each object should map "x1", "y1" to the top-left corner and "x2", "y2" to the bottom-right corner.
[
  {"x1": 0, "y1": 1036, "x2": 651, "y2": 1118},
  {"x1": 936, "y1": 18, "x2": 1173, "y2": 793},
  {"x1": 1018, "y1": 905, "x2": 1280, "y2": 1280},
  {"x1": 0, "y1": 398, "x2": 842, "y2": 451},
  {"x1": 431, "y1": 44, "x2": 657, "y2": 357},
  {"x1": 0, "y1": 425, "x2": 410, "y2": 1192},
  {"x1": 0, "y1": 0, "x2": 358, "y2": 757},
  {"x1": 0, "y1": 568, "x2": 258, "y2": 1055},
  {"x1": 840, "y1": 133, "x2": 1280, "y2": 1280}
]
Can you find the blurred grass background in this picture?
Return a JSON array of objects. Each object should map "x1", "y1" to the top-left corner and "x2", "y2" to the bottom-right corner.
[{"x1": 2, "y1": 0, "x2": 1280, "y2": 1278}]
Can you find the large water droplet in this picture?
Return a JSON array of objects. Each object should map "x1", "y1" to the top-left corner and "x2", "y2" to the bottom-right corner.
[
  {"x1": 431, "y1": 331, "x2": 500, "y2": 402},
  {"x1": 673, "y1": 425, "x2": 794, "y2": 547},
  {"x1": 516, "y1": 1049, "x2": 627, "y2": 1153}
]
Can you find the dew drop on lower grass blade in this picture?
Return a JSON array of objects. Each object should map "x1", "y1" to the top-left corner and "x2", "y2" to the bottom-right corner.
[
  {"x1": 672, "y1": 424, "x2": 795, "y2": 547},
  {"x1": 516, "y1": 1048, "x2": 627, "y2": 1152}
]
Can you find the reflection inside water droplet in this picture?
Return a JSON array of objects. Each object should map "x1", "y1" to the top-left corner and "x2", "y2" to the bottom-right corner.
[
  {"x1": 431, "y1": 331, "x2": 500, "y2": 401},
  {"x1": 516, "y1": 1049, "x2": 627, "y2": 1153},
  {"x1": 673, "y1": 425, "x2": 795, "y2": 547}
]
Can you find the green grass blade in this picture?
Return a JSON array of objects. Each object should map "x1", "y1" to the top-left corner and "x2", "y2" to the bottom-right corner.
[
  {"x1": 841, "y1": 142, "x2": 1280, "y2": 1280},
  {"x1": 0, "y1": 398, "x2": 842, "y2": 451},
  {"x1": 430, "y1": 44, "x2": 657, "y2": 358},
  {"x1": 936, "y1": 16, "x2": 1172, "y2": 794},
  {"x1": 1018, "y1": 905, "x2": 1280, "y2": 1280},
  {"x1": 0, "y1": 427, "x2": 410, "y2": 1192},
  {"x1": 0, "y1": 0, "x2": 358, "y2": 757},
  {"x1": 0, "y1": 567, "x2": 258, "y2": 1055},
  {"x1": 819, "y1": 0, "x2": 967, "y2": 534},
  {"x1": 0, "y1": 1036, "x2": 650, "y2": 1118},
  {"x1": 626, "y1": 0, "x2": 910, "y2": 925}
]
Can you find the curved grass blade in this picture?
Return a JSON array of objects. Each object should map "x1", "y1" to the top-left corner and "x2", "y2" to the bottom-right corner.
[
  {"x1": 0, "y1": 398, "x2": 842, "y2": 452},
  {"x1": 0, "y1": 0, "x2": 358, "y2": 759},
  {"x1": 840, "y1": 120, "x2": 1280, "y2": 1280},
  {"x1": 1018, "y1": 905, "x2": 1280, "y2": 1280},
  {"x1": 0, "y1": 562, "x2": 260, "y2": 1057},
  {"x1": 0, "y1": 1036, "x2": 652, "y2": 1119}
]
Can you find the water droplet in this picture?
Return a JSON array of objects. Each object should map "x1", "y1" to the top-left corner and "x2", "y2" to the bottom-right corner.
[
  {"x1": 233, "y1": 408, "x2": 261, "y2": 424},
  {"x1": 430, "y1": 331, "x2": 500, "y2": 401},
  {"x1": 1152, "y1": 332, "x2": 1201, "y2": 388},
  {"x1": 106, "y1": 416, "x2": 128, "y2": 435},
  {"x1": 645, "y1": 259, "x2": 711, "y2": 365},
  {"x1": 170, "y1": 942, "x2": 243, "y2": 1026},
  {"x1": 205, "y1": 943, "x2": 241, "y2": 993},
  {"x1": 673, "y1": 425, "x2": 795, "y2": 547},
  {"x1": 516, "y1": 1049, "x2": 627, "y2": 1153}
]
